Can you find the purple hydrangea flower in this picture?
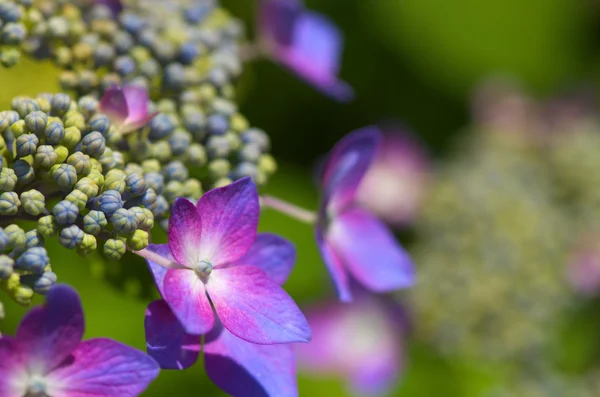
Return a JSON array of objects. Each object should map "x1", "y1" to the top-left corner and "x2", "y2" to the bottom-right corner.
[
  {"x1": 356, "y1": 127, "x2": 431, "y2": 227},
  {"x1": 296, "y1": 292, "x2": 407, "y2": 397},
  {"x1": 99, "y1": 85, "x2": 157, "y2": 134},
  {"x1": 316, "y1": 127, "x2": 416, "y2": 301},
  {"x1": 145, "y1": 177, "x2": 311, "y2": 344},
  {"x1": 0, "y1": 284, "x2": 159, "y2": 397},
  {"x1": 258, "y1": 0, "x2": 354, "y2": 102},
  {"x1": 144, "y1": 233, "x2": 298, "y2": 396}
]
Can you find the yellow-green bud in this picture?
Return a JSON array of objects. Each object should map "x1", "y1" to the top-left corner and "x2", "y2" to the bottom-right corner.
[
  {"x1": 127, "y1": 230, "x2": 149, "y2": 251},
  {"x1": 53, "y1": 145, "x2": 69, "y2": 164},
  {"x1": 76, "y1": 233, "x2": 97, "y2": 257},
  {"x1": 63, "y1": 126, "x2": 82, "y2": 149},
  {"x1": 103, "y1": 238, "x2": 126, "y2": 261},
  {"x1": 65, "y1": 190, "x2": 88, "y2": 211},
  {"x1": 37, "y1": 215, "x2": 58, "y2": 238}
]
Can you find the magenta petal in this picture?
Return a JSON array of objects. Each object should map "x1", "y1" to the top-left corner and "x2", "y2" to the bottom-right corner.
[
  {"x1": 145, "y1": 244, "x2": 171, "y2": 297},
  {"x1": 163, "y1": 269, "x2": 215, "y2": 335},
  {"x1": 204, "y1": 323, "x2": 297, "y2": 397},
  {"x1": 121, "y1": 86, "x2": 155, "y2": 132},
  {"x1": 99, "y1": 86, "x2": 128, "y2": 124},
  {"x1": 196, "y1": 177, "x2": 259, "y2": 266},
  {"x1": 315, "y1": 226, "x2": 351, "y2": 302},
  {"x1": 48, "y1": 338, "x2": 159, "y2": 397},
  {"x1": 0, "y1": 337, "x2": 24, "y2": 397},
  {"x1": 259, "y1": 0, "x2": 302, "y2": 48},
  {"x1": 321, "y1": 127, "x2": 381, "y2": 213},
  {"x1": 16, "y1": 284, "x2": 84, "y2": 372},
  {"x1": 231, "y1": 233, "x2": 295, "y2": 286},
  {"x1": 168, "y1": 198, "x2": 202, "y2": 268},
  {"x1": 329, "y1": 207, "x2": 415, "y2": 292},
  {"x1": 208, "y1": 266, "x2": 311, "y2": 344},
  {"x1": 96, "y1": 0, "x2": 123, "y2": 16},
  {"x1": 144, "y1": 300, "x2": 201, "y2": 370}
]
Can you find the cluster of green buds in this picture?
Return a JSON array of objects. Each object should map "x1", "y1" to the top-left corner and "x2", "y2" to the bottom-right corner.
[{"x1": 0, "y1": 0, "x2": 30, "y2": 67}]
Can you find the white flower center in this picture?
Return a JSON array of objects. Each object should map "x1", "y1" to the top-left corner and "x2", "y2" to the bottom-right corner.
[
  {"x1": 192, "y1": 259, "x2": 213, "y2": 278},
  {"x1": 23, "y1": 374, "x2": 49, "y2": 397}
]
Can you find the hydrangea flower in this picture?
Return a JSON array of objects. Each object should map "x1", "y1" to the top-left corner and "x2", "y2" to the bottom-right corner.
[
  {"x1": 317, "y1": 127, "x2": 415, "y2": 301},
  {"x1": 144, "y1": 177, "x2": 311, "y2": 343},
  {"x1": 356, "y1": 127, "x2": 431, "y2": 227},
  {"x1": 99, "y1": 85, "x2": 157, "y2": 134},
  {"x1": 145, "y1": 232, "x2": 298, "y2": 396},
  {"x1": 296, "y1": 292, "x2": 407, "y2": 397},
  {"x1": 0, "y1": 285, "x2": 159, "y2": 397},
  {"x1": 258, "y1": 0, "x2": 354, "y2": 102}
]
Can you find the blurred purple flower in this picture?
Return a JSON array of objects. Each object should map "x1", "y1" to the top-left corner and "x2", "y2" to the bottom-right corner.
[
  {"x1": 297, "y1": 293, "x2": 406, "y2": 396},
  {"x1": 567, "y1": 235, "x2": 600, "y2": 297},
  {"x1": 258, "y1": 0, "x2": 354, "y2": 102},
  {"x1": 99, "y1": 85, "x2": 157, "y2": 134},
  {"x1": 0, "y1": 285, "x2": 159, "y2": 397},
  {"x1": 356, "y1": 128, "x2": 430, "y2": 227},
  {"x1": 145, "y1": 177, "x2": 311, "y2": 344},
  {"x1": 96, "y1": 0, "x2": 123, "y2": 16},
  {"x1": 317, "y1": 127, "x2": 416, "y2": 302},
  {"x1": 145, "y1": 233, "x2": 298, "y2": 396}
]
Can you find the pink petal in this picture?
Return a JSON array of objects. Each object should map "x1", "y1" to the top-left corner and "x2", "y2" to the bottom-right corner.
[
  {"x1": 230, "y1": 233, "x2": 296, "y2": 285},
  {"x1": 329, "y1": 207, "x2": 415, "y2": 292},
  {"x1": 99, "y1": 86, "x2": 128, "y2": 125},
  {"x1": 145, "y1": 244, "x2": 171, "y2": 297},
  {"x1": 163, "y1": 269, "x2": 215, "y2": 335},
  {"x1": 196, "y1": 177, "x2": 259, "y2": 267},
  {"x1": 168, "y1": 198, "x2": 202, "y2": 268},
  {"x1": 207, "y1": 265, "x2": 311, "y2": 344},
  {"x1": 144, "y1": 300, "x2": 201, "y2": 370},
  {"x1": 0, "y1": 337, "x2": 25, "y2": 397},
  {"x1": 315, "y1": 226, "x2": 352, "y2": 302},
  {"x1": 121, "y1": 86, "x2": 155, "y2": 133},
  {"x1": 16, "y1": 285, "x2": 84, "y2": 373},
  {"x1": 48, "y1": 338, "x2": 159, "y2": 397},
  {"x1": 204, "y1": 322, "x2": 297, "y2": 397},
  {"x1": 321, "y1": 127, "x2": 381, "y2": 214}
]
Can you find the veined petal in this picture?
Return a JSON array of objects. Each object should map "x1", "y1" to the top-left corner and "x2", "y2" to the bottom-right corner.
[
  {"x1": 207, "y1": 266, "x2": 311, "y2": 344},
  {"x1": 144, "y1": 300, "x2": 200, "y2": 370},
  {"x1": 315, "y1": 225, "x2": 351, "y2": 302},
  {"x1": 321, "y1": 127, "x2": 381, "y2": 214},
  {"x1": 168, "y1": 198, "x2": 202, "y2": 268},
  {"x1": 145, "y1": 244, "x2": 172, "y2": 297},
  {"x1": 0, "y1": 337, "x2": 26, "y2": 397},
  {"x1": 204, "y1": 322, "x2": 297, "y2": 397},
  {"x1": 48, "y1": 338, "x2": 159, "y2": 397},
  {"x1": 121, "y1": 86, "x2": 156, "y2": 133},
  {"x1": 329, "y1": 207, "x2": 415, "y2": 292},
  {"x1": 16, "y1": 285, "x2": 84, "y2": 373},
  {"x1": 163, "y1": 269, "x2": 215, "y2": 335},
  {"x1": 196, "y1": 177, "x2": 259, "y2": 266},
  {"x1": 231, "y1": 233, "x2": 296, "y2": 285},
  {"x1": 99, "y1": 86, "x2": 128, "y2": 126}
]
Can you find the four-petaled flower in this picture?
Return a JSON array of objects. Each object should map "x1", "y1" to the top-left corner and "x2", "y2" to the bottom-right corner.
[
  {"x1": 316, "y1": 127, "x2": 416, "y2": 301},
  {"x1": 99, "y1": 85, "x2": 157, "y2": 134},
  {"x1": 0, "y1": 285, "x2": 159, "y2": 397},
  {"x1": 145, "y1": 177, "x2": 311, "y2": 344},
  {"x1": 145, "y1": 233, "x2": 298, "y2": 396},
  {"x1": 258, "y1": 0, "x2": 354, "y2": 102}
]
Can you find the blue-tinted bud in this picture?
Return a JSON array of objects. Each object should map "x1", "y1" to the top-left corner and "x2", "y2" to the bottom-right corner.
[
  {"x1": 140, "y1": 58, "x2": 161, "y2": 79},
  {"x1": 88, "y1": 114, "x2": 111, "y2": 136},
  {"x1": 0, "y1": 255, "x2": 13, "y2": 279},
  {"x1": 112, "y1": 150, "x2": 125, "y2": 169},
  {"x1": 184, "y1": 144, "x2": 207, "y2": 167},
  {"x1": 26, "y1": 271, "x2": 57, "y2": 294},
  {"x1": 44, "y1": 121, "x2": 65, "y2": 145},
  {"x1": 206, "y1": 135, "x2": 230, "y2": 158},
  {"x1": 93, "y1": 42, "x2": 116, "y2": 67},
  {"x1": 148, "y1": 113, "x2": 175, "y2": 142},
  {"x1": 77, "y1": 70, "x2": 99, "y2": 93},
  {"x1": 50, "y1": 93, "x2": 71, "y2": 117},
  {"x1": 98, "y1": 190, "x2": 123, "y2": 217},
  {"x1": 183, "y1": 110, "x2": 206, "y2": 138},
  {"x1": 207, "y1": 67, "x2": 228, "y2": 87},
  {"x1": 67, "y1": 152, "x2": 92, "y2": 176},
  {"x1": 163, "y1": 63, "x2": 186, "y2": 91},
  {"x1": 13, "y1": 159, "x2": 34, "y2": 184},
  {"x1": 115, "y1": 55, "x2": 136, "y2": 77},
  {"x1": 0, "y1": 168, "x2": 17, "y2": 191},
  {"x1": 239, "y1": 143, "x2": 262, "y2": 163},
  {"x1": 0, "y1": 228, "x2": 8, "y2": 251},
  {"x1": 13, "y1": 98, "x2": 38, "y2": 118},
  {"x1": 207, "y1": 113, "x2": 229, "y2": 136},
  {"x1": 168, "y1": 129, "x2": 192, "y2": 156},
  {"x1": 234, "y1": 162, "x2": 259, "y2": 180},
  {"x1": 24, "y1": 229, "x2": 43, "y2": 249},
  {"x1": 120, "y1": 13, "x2": 145, "y2": 35},
  {"x1": 0, "y1": 110, "x2": 19, "y2": 132},
  {"x1": 103, "y1": 238, "x2": 126, "y2": 261},
  {"x1": 184, "y1": 4, "x2": 210, "y2": 23},
  {"x1": 0, "y1": 2, "x2": 21, "y2": 22},
  {"x1": 20, "y1": 189, "x2": 45, "y2": 216},
  {"x1": 81, "y1": 131, "x2": 106, "y2": 158},
  {"x1": 154, "y1": 195, "x2": 169, "y2": 217},
  {"x1": 125, "y1": 172, "x2": 147, "y2": 197},
  {"x1": 53, "y1": 200, "x2": 79, "y2": 225},
  {"x1": 15, "y1": 247, "x2": 49, "y2": 274},
  {"x1": 99, "y1": 147, "x2": 117, "y2": 171},
  {"x1": 15, "y1": 133, "x2": 38, "y2": 158},
  {"x1": 114, "y1": 31, "x2": 134, "y2": 54},
  {"x1": 143, "y1": 172, "x2": 164, "y2": 195},
  {"x1": 78, "y1": 96, "x2": 99, "y2": 118},
  {"x1": 50, "y1": 164, "x2": 77, "y2": 190},
  {"x1": 241, "y1": 128, "x2": 270, "y2": 151},
  {"x1": 83, "y1": 210, "x2": 107, "y2": 235},
  {"x1": 0, "y1": 191, "x2": 19, "y2": 215},
  {"x1": 24, "y1": 111, "x2": 48, "y2": 136},
  {"x1": 5, "y1": 224, "x2": 25, "y2": 250},
  {"x1": 162, "y1": 160, "x2": 188, "y2": 182},
  {"x1": 2, "y1": 22, "x2": 25, "y2": 45},
  {"x1": 65, "y1": 190, "x2": 88, "y2": 212},
  {"x1": 140, "y1": 188, "x2": 158, "y2": 212},
  {"x1": 111, "y1": 208, "x2": 138, "y2": 234},
  {"x1": 59, "y1": 225, "x2": 84, "y2": 249},
  {"x1": 137, "y1": 28, "x2": 157, "y2": 48},
  {"x1": 152, "y1": 40, "x2": 177, "y2": 64},
  {"x1": 179, "y1": 42, "x2": 201, "y2": 65}
]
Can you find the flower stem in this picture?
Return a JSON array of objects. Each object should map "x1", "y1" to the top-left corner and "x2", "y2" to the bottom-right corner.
[
  {"x1": 260, "y1": 195, "x2": 317, "y2": 224},
  {"x1": 131, "y1": 248, "x2": 185, "y2": 269}
]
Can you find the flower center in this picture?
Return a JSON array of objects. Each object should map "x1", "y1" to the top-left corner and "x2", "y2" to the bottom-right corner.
[
  {"x1": 23, "y1": 375, "x2": 49, "y2": 397},
  {"x1": 192, "y1": 259, "x2": 213, "y2": 278}
]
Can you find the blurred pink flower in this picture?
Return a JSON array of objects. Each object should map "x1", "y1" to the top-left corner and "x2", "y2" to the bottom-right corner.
[{"x1": 567, "y1": 235, "x2": 600, "y2": 297}]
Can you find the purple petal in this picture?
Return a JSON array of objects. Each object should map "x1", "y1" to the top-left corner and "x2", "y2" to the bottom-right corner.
[
  {"x1": 196, "y1": 177, "x2": 259, "y2": 267},
  {"x1": 258, "y1": 0, "x2": 302, "y2": 48},
  {"x1": 321, "y1": 127, "x2": 381, "y2": 213},
  {"x1": 144, "y1": 300, "x2": 201, "y2": 370},
  {"x1": 163, "y1": 269, "x2": 215, "y2": 335},
  {"x1": 204, "y1": 323, "x2": 297, "y2": 397},
  {"x1": 121, "y1": 86, "x2": 155, "y2": 132},
  {"x1": 145, "y1": 244, "x2": 171, "y2": 297},
  {"x1": 329, "y1": 207, "x2": 415, "y2": 292},
  {"x1": 168, "y1": 198, "x2": 202, "y2": 268},
  {"x1": 0, "y1": 337, "x2": 25, "y2": 397},
  {"x1": 15, "y1": 284, "x2": 84, "y2": 373},
  {"x1": 99, "y1": 86, "x2": 128, "y2": 126},
  {"x1": 47, "y1": 338, "x2": 159, "y2": 397},
  {"x1": 315, "y1": 225, "x2": 351, "y2": 302},
  {"x1": 96, "y1": 0, "x2": 123, "y2": 17},
  {"x1": 207, "y1": 265, "x2": 311, "y2": 344},
  {"x1": 231, "y1": 233, "x2": 296, "y2": 285}
]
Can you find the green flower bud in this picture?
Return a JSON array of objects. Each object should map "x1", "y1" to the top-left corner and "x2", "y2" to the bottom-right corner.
[
  {"x1": 0, "y1": 168, "x2": 17, "y2": 191},
  {"x1": 67, "y1": 152, "x2": 92, "y2": 175},
  {"x1": 138, "y1": 208, "x2": 154, "y2": 231},
  {"x1": 111, "y1": 208, "x2": 138, "y2": 234},
  {"x1": 15, "y1": 133, "x2": 39, "y2": 158},
  {"x1": 142, "y1": 159, "x2": 161, "y2": 173},
  {"x1": 50, "y1": 163, "x2": 77, "y2": 190},
  {"x1": 62, "y1": 126, "x2": 82, "y2": 149},
  {"x1": 20, "y1": 189, "x2": 45, "y2": 216},
  {"x1": 34, "y1": 145, "x2": 58, "y2": 169},
  {"x1": 225, "y1": 131, "x2": 241, "y2": 151},
  {"x1": 127, "y1": 229, "x2": 149, "y2": 251},
  {"x1": 90, "y1": 158, "x2": 103, "y2": 173},
  {"x1": 164, "y1": 180, "x2": 183, "y2": 203},
  {"x1": 5, "y1": 225, "x2": 25, "y2": 250},
  {"x1": 65, "y1": 190, "x2": 88, "y2": 212},
  {"x1": 230, "y1": 113, "x2": 249, "y2": 133},
  {"x1": 0, "y1": 191, "x2": 20, "y2": 215},
  {"x1": 44, "y1": 121, "x2": 65, "y2": 145},
  {"x1": 0, "y1": 48, "x2": 20, "y2": 68},
  {"x1": 24, "y1": 230, "x2": 44, "y2": 249},
  {"x1": 104, "y1": 169, "x2": 126, "y2": 193},
  {"x1": 37, "y1": 215, "x2": 58, "y2": 238},
  {"x1": 10, "y1": 119, "x2": 26, "y2": 138},
  {"x1": 213, "y1": 177, "x2": 232, "y2": 188},
  {"x1": 76, "y1": 233, "x2": 97, "y2": 257},
  {"x1": 53, "y1": 145, "x2": 69, "y2": 164},
  {"x1": 12, "y1": 284, "x2": 34, "y2": 306},
  {"x1": 88, "y1": 170, "x2": 104, "y2": 187},
  {"x1": 151, "y1": 141, "x2": 171, "y2": 163},
  {"x1": 24, "y1": 111, "x2": 48, "y2": 136},
  {"x1": 64, "y1": 115, "x2": 85, "y2": 131},
  {"x1": 83, "y1": 210, "x2": 107, "y2": 235},
  {"x1": 258, "y1": 154, "x2": 277, "y2": 175},
  {"x1": 103, "y1": 238, "x2": 126, "y2": 261},
  {"x1": 124, "y1": 163, "x2": 144, "y2": 176},
  {"x1": 0, "y1": 255, "x2": 14, "y2": 279},
  {"x1": 13, "y1": 159, "x2": 34, "y2": 184},
  {"x1": 74, "y1": 177, "x2": 99, "y2": 198},
  {"x1": 182, "y1": 179, "x2": 202, "y2": 199},
  {"x1": 59, "y1": 224, "x2": 84, "y2": 249},
  {"x1": 208, "y1": 159, "x2": 230, "y2": 179}
]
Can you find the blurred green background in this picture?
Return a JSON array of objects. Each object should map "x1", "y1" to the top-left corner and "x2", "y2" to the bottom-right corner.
[{"x1": 2, "y1": 0, "x2": 600, "y2": 395}]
